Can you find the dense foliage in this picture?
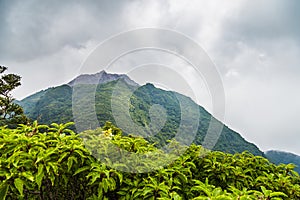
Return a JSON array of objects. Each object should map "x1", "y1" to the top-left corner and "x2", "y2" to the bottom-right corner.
[
  {"x1": 266, "y1": 150, "x2": 300, "y2": 173},
  {"x1": 0, "y1": 122, "x2": 299, "y2": 199},
  {"x1": 17, "y1": 80, "x2": 262, "y2": 156},
  {"x1": 0, "y1": 66, "x2": 28, "y2": 127}
]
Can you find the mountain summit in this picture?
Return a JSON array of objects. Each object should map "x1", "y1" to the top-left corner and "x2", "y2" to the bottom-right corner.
[
  {"x1": 17, "y1": 71, "x2": 263, "y2": 156},
  {"x1": 68, "y1": 70, "x2": 139, "y2": 87}
]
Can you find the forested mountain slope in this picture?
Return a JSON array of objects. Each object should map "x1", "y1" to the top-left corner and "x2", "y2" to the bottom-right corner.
[
  {"x1": 265, "y1": 150, "x2": 300, "y2": 173},
  {"x1": 17, "y1": 71, "x2": 262, "y2": 155}
]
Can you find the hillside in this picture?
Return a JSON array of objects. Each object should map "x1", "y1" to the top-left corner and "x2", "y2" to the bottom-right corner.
[
  {"x1": 265, "y1": 150, "x2": 300, "y2": 173},
  {"x1": 17, "y1": 71, "x2": 263, "y2": 155}
]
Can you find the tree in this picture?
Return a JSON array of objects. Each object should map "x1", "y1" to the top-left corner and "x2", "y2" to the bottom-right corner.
[{"x1": 0, "y1": 66, "x2": 28, "y2": 127}]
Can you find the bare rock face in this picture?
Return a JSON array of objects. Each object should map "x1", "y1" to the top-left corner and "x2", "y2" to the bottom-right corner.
[{"x1": 68, "y1": 70, "x2": 139, "y2": 87}]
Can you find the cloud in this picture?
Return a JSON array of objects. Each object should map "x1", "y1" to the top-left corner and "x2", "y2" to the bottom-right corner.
[
  {"x1": 225, "y1": 0, "x2": 300, "y2": 43},
  {"x1": 209, "y1": 0, "x2": 300, "y2": 154},
  {"x1": 215, "y1": 0, "x2": 300, "y2": 72},
  {"x1": 0, "y1": 0, "x2": 128, "y2": 61}
]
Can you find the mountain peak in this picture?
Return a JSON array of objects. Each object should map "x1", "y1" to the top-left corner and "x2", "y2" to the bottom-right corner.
[{"x1": 68, "y1": 70, "x2": 139, "y2": 87}]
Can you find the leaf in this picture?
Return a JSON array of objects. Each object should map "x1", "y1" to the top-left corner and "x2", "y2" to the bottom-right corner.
[
  {"x1": 117, "y1": 190, "x2": 128, "y2": 196},
  {"x1": 117, "y1": 172, "x2": 123, "y2": 183},
  {"x1": 48, "y1": 162, "x2": 58, "y2": 175},
  {"x1": 97, "y1": 183, "x2": 103, "y2": 198},
  {"x1": 74, "y1": 166, "x2": 90, "y2": 176},
  {"x1": 212, "y1": 187, "x2": 223, "y2": 197},
  {"x1": 14, "y1": 178, "x2": 24, "y2": 196},
  {"x1": 87, "y1": 172, "x2": 100, "y2": 185},
  {"x1": 102, "y1": 178, "x2": 109, "y2": 193},
  {"x1": 36, "y1": 148, "x2": 57, "y2": 164},
  {"x1": 170, "y1": 192, "x2": 182, "y2": 200},
  {"x1": 142, "y1": 187, "x2": 153, "y2": 196},
  {"x1": 74, "y1": 149, "x2": 86, "y2": 158},
  {"x1": 58, "y1": 152, "x2": 70, "y2": 163},
  {"x1": 36, "y1": 164, "x2": 44, "y2": 189},
  {"x1": 49, "y1": 173, "x2": 55, "y2": 186},
  {"x1": 0, "y1": 184, "x2": 8, "y2": 200},
  {"x1": 67, "y1": 156, "x2": 77, "y2": 172},
  {"x1": 33, "y1": 141, "x2": 47, "y2": 149},
  {"x1": 21, "y1": 171, "x2": 34, "y2": 182},
  {"x1": 270, "y1": 192, "x2": 288, "y2": 198}
]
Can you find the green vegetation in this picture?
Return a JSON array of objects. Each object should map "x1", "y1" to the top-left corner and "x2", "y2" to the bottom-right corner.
[
  {"x1": 266, "y1": 150, "x2": 300, "y2": 173},
  {"x1": 0, "y1": 66, "x2": 28, "y2": 127},
  {"x1": 0, "y1": 122, "x2": 299, "y2": 199},
  {"x1": 17, "y1": 80, "x2": 262, "y2": 156}
]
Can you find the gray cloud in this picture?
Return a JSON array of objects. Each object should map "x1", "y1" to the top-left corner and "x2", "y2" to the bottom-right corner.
[
  {"x1": 215, "y1": 0, "x2": 300, "y2": 73},
  {"x1": 0, "y1": 0, "x2": 128, "y2": 61},
  {"x1": 226, "y1": 0, "x2": 300, "y2": 42},
  {"x1": 209, "y1": 0, "x2": 300, "y2": 154}
]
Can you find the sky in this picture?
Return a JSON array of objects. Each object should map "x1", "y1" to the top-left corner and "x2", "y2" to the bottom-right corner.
[{"x1": 1, "y1": 0, "x2": 300, "y2": 155}]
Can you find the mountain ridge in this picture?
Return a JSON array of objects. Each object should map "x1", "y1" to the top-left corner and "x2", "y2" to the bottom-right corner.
[
  {"x1": 265, "y1": 150, "x2": 300, "y2": 173},
  {"x1": 67, "y1": 70, "x2": 139, "y2": 87},
  {"x1": 17, "y1": 71, "x2": 263, "y2": 156}
]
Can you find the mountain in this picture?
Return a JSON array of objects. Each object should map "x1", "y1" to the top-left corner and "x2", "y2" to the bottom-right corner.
[
  {"x1": 17, "y1": 71, "x2": 263, "y2": 156},
  {"x1": 67, "y1": 70, "x2": 138, "y2": 87},
  {"x1": 265, "y1": 150, "x2": 300, "y2": 173},
  {"x1": 15, "y1": 89, "x2": 48, "y2": 114}
]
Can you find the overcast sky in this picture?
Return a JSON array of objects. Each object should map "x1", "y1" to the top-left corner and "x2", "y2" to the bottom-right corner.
[{"x1": 1, "y1": 0, "x2": 300, "y2": 155}]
